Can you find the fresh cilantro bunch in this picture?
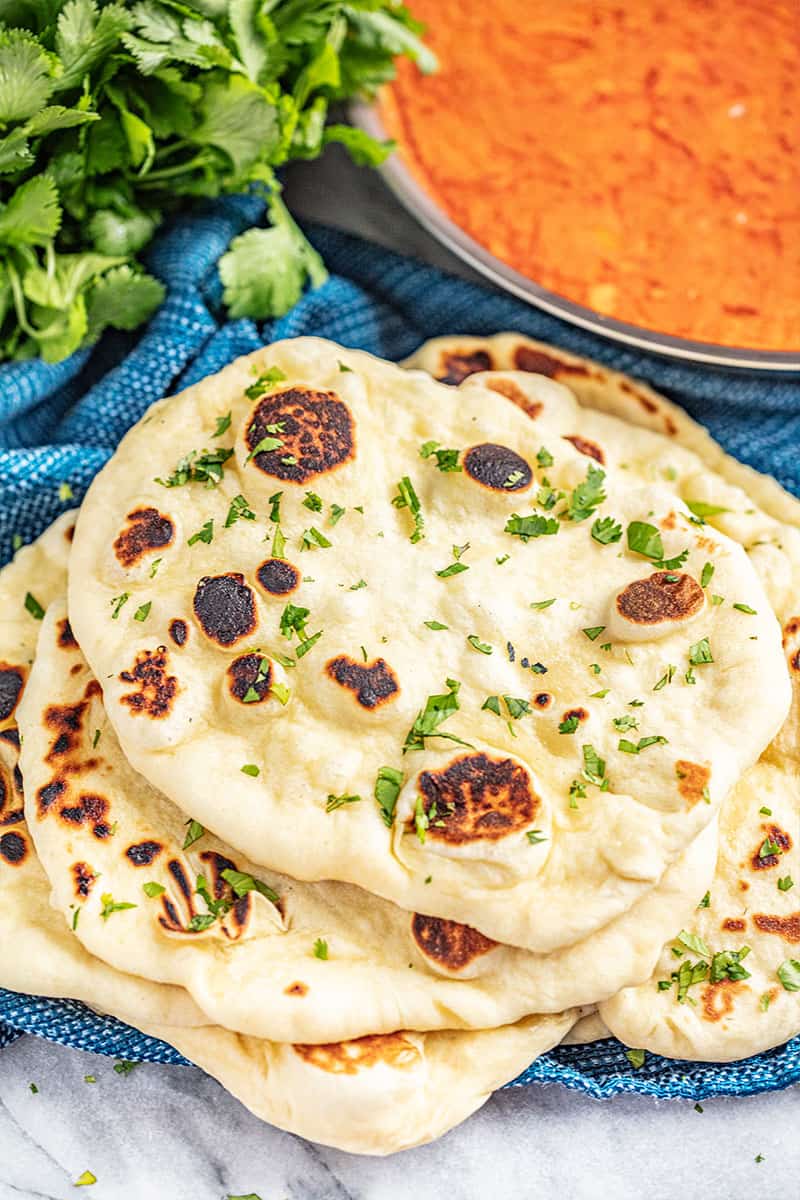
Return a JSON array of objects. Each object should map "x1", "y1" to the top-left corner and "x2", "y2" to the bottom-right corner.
[{"x1": 0, "y1": 0, "x2": 432, "y2": 362}]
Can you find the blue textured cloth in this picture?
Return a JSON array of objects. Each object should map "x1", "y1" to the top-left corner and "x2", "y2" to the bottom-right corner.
[{"x1": 0, "y1": 194, "x2": 798, "y2": 1101}]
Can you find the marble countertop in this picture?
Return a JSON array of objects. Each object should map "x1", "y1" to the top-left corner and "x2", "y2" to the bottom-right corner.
[{"x1": 2, "y1": 146, "x2": 797, "y2": 1200}]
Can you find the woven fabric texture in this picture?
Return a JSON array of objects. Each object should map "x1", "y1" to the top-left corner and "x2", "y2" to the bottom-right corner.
[{"x1": 0, "y1": 194, "x2": 797, "y2": 1100}]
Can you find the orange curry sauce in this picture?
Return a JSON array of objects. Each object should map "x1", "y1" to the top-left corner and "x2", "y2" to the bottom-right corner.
[{"x1": 382, "y1": 1, "x2": 799, "y2": 351}]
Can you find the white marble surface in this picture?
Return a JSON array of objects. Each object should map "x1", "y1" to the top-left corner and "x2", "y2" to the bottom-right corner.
[{"x1": 1, "y1": 147, "x2": 797, "y2": 1198}]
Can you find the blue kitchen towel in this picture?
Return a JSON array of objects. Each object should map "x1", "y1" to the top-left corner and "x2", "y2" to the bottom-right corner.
[{"x1": 0, "y1": 193, "x2": 798, "y2": 1101}]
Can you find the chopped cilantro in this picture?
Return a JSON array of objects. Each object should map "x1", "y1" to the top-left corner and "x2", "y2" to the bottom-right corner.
[
  {"x1": 268, "y1": 492, "x2": 282, "y2": 523},
  {"x1": 760, "y1": 806, "x2": 773, "y2": 815},
  {"x1": 505, "y1": 513, "x2": 559, "y2": 541},
  {"x1": 686, "y1": 500, "x2": 729, "y2": 518},
  {"x1": 220, "y1": 869, "x2": 278, "y2": 904},
  {"x1": 183, "y1": 819, "x2": 205, "y2": 850},
  {"x1": 392, "y1": 476, "x2": 425, "y2": 543},
  {"x1": 187, "y1": 519, "x2": 214, "y2": 546},
  {"x1": 582, "y1": 626, "x2": 606, "y2": 641},
  {"x1": 625, "y1": 1049, "x2": 646, "y2": 1069},
  {"x1": 530, "y1": 598, "x2": 556, "y2": 610},
  {"x1": 329, "y1": 504, "x2": 346, "y2": 525},
  {"x1": 110, "y1": 593, "x2": 129, "y2": 619},
  {"x1": 157, "y1": 447, "x2": 233, "y2": 489},
  {"x1": 537, "y1": 446, "x2": 554, "y2": 468},
  {"x1": 113, "y1": 1061, "x2": 138, "y2": 1076},
  {"x1": 777, "y1": 959, "x2": 800, "y2": 991},
  {"x1": 581, "y1": 745, "x2": 607, "y2": 787},
  {"x1": 245, "y1": 367, "x2": 287, "y2": 400},
  {"x1": 591, "y1": 515, "x2": 623, "y2": 545},
  {"x1": 678, "y1": 930, "x2": 711, "y2": 958},
  {"x1": 467, "y1": 634, "x2": 493, "y2": 655},
  {"x1": 778, "y1": 875, "x2": 794, "y2": 892},
  {"x1": 733, "y1": 602, "x2": 757, "y2": 615},
  {"x1": 303, "y1": 491, "x2": 323, "y2": 511},
  {"x1": 271, "y1": 525, "x2": 286, "y2": 557},
  {"x1": 300, "y1": 526, "x2": 332, "y2": 550},
  {"x1": 626, "y1": 520, "x2": 688, "y2": 570},
  {"x1": 403, "y1": 679, "x2": 471, "y2": 753},
  {"x1": 496, "y1": 553, "x2": 510, "y2": 565},
  {"x1": 482, "y1": 696, "x2": 502, "y2": 716},
  {"x1": 413, "y1": 794, "x2": 429, "y2": 843},
  {"x1": 526, "y1": 829, "x2": 547, "y2": 845},
  {"x1": 349, "y1": 579, "x2": 367, "y2": 590},
  {"x1": 313, "y1": 937, "x2": 329, "y2": 960},
  {"x1": 375, "y1": 765, "x2": 403, "y2": 828},
  {"x1": 613, "y1": 715, "x2": 639, "y2": 732},
  {"x1": 565, "y1": 464, "x2": 606, "y2": 522},
  {"x1": 419, "y1": 440, "x2": 461, "y2": 472},
  {"x1": 688, "y1": 637, "x2": 713, "y2": 665},
  {"x1": 99, "y1": 893, "x2": 137, "y2": 920},
  {"x1": 212, "y1": 412, "x2": 232, "y2": 438},
  {"x1": 133, "y1": 601, "x2": 151, "y2": 623},
  {"x1": 225, "y1": 494, "x2": 256, "y2": 527},
  {"x1": 700, "y1": 562, "x2": 714, "y2": 588},
  {"x1": 559, "y1": 715, "x2": 579, "y2": 735},
  {"x1": 504, "y1": 696, "x2": 532, "y2": 719},
  {"x1": 59, "y1": 481, "x2": 73, "y2": 502},
  {"x1": 246, "y1": 435, "x2": 284, "y2": 464},
  {"x1": 424, "y1": 620, "x2": 448, "y2": 630},
  {"x1": 325, "y1": 793, "x2": 362, "y2": 813},
  {"x1": 24, "y1": 591, "x2": 45, "y2": 620},
  {"x1": 711, "y1": 594, "x2": 724, "y2": 606},
  {"x1": 295, "y1": 631, "x2": 322, "y2": 658},
  {"x1": 74, "y1": 1170, "x2": 97, "y2": 1187},
  {"x1": 142, "y1": 882, "x2": 165, "y2": 898},
  {"x1": 759, "y1": 837, "x2": 783, "y2": 859},
  {"x1": 653, "y1": 665, "x2": 676, "y2": 691},
  {"x1": 280, "y1": 604, "x2": 310, "y2": 640},
  {"x1": 241, "y1": 764, "x2": 260, "y2": 777},
  {"x1": 618, "y1": 734, "x2": 668, "y2": 754},
  {"x1": 436, "y1": 560, "x2": 469, "y2": 578},
  {"x1": 698, "y1": 891, "x2": 711, "y2": 909}
]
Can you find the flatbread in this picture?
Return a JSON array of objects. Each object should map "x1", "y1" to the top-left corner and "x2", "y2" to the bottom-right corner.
[
  {"x1": 20, "y1": 597, "x2": 716, "y2": 1042},
  {"x1": 67, "y1": 338, "x2": 789, "y2": 952},
  {"x1": 404, "y1": 333, "x2": 800, "y2": 621},
  {"x1": 0, "y1": 518, "x2": 579, "y2": 1155},
  {"x1": 599, "y1": 756, "x2": 800, "y2": 1061},
  {"x1": 0, "y1": 513, "x2": 206, "y2": 1028},
  {"x1": 561, "y1": 1011, "x2": 609, "y2": 1045},
  {"x1": 141, "y1": 1010, "x2": 575, "y2": 1155}
]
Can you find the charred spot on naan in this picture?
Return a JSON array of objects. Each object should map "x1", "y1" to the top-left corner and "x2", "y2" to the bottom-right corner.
[
  {"x1": 325, "y1": 656, "x2": 399, "y2": 710},
  {"x1": 285, "y1": 981, "x2": 308, "y2": 997},
  {"x1": 561, "y1": 706, "x2": 588, "y2": 726},
  {"x1": 436, "y1": 348, "x2": 493, "y2": 385},
  {"x1": 675, "y1": 760, "x2": 711, "y2": 807},
  {"x1": 36, "y1": 779, "x2": 66, "y2": 818},
  {"x1": 126, "y1": 840, "x2": 163, "y2": 866},
  {"x1": 463, "y1": 443, "x2": 532, "y2": 492},
  {"x1": 701, "y1": 979, "x2": 742, "y2": 1022},
  {"x1": 513, "y1": 344, "x2": 592, "y2": 379},
  {"x1": 751, "y1": 824, "x2": 792, "y2": 870},
  {"x1": 227, "y1": 653, "x2": 273, "y2": 705},
  {"x1": 563, "y1": 434, "x2": 605, "y2": 464},
  {"x1": 193, "y1": 574, "x2": 257, "y2": 648},
  {"x1": 616, "y1": 572, "x2": 704, "y2": 627},
  {"x1": 43, "y1": 688, "x2": 98, "y2": 762},
  {"x1": 113, "y1": 507, "x2": 175, "y2": 568},
  {"x1": 119, "y1": 646, "x2": 179, "y2": 719},
  {"x1": 411, "y1": 913, "x2": 497, "y2": 972},
  {"x1": 56, "y1": 618, "x2": 78, "y2": 649},
  {"x1": 721, "y1": 917, "x2": 747, "y2": 932},
  {"x1": 72, "y1": 861, "x2": 97, "y2": 897},
  {"x1": 256, "y1": 558, "x2": 300, "y2": 597},
  {"x1": 415, "y1": 752, "x2": 539, "y2": 845},
  {"x1": 245, "y1": 387, "x2": 355, "y2": 484},
  {"x1": 752, "y1": 913, "x2": 800, "y2": 943},
  {"x1": 199, "y1": 849, "x2": 253, "y2": 937},
  {"x1": 533, "y1": 692, "x2": 553, "y2": 710},
  {"x1": 484, "y1": 377, "x2": 542, "y2": 420},
  {"x1": 0, "y1": 664, "x2": 25, "y2": 723},
  {"x1": 0, "y1": 829, "x2": 27, "y2": 866},
  {"x1": 169, "y1": 619, "x2": 188, "y2": 647},
  {"x1": 0, "y1": 764, "x2": 23, "y2": 827},
  {"x1": 59, "y1": 793, "x2": 112, "y2": 840},
  {"x1": 293, "y1": 1033, "x2": 420, "y2": 1075}
]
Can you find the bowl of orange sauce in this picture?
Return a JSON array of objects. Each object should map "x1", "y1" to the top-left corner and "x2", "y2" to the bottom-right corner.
[{"x1": 358, "y1": 0, "x2": 799, "y2": 371}]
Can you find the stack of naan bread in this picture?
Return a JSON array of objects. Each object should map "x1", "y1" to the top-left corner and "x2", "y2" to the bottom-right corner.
[{"x1": 2, "y1": 335, "x2": 797, "y2": 1154}]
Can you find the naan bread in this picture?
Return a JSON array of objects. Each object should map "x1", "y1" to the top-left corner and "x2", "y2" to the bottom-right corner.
[
  {"x1": 599, "y1": 757, "x2": 800, "y2": 1061},
  {"x1": 0, "y1": 518, "x2": 581, "y2": 1155},
  {"x1": 67, "y1": 338, "x2": 789, "y2": 952},
  {"x1": 20, "y1": 599, "x2": 716, "y2": 1043},
  {"x1": 405, "y1": 333, "x2": 800, "y2": 621},
  {"x1": 0, "y1": 514, "x2": 205, "y2": 1028},
  {"x1": 561, "y1": 1011, "x2": 609, "y2": 1045},
  {"x1": 140, "y1": 1010, "x2": 576, "y2": 1155}
]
